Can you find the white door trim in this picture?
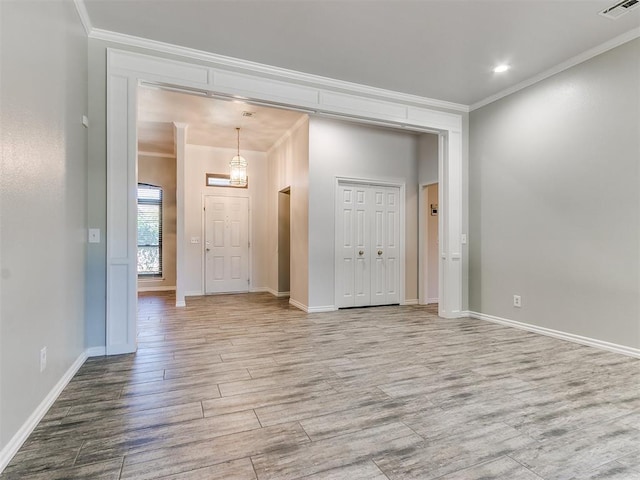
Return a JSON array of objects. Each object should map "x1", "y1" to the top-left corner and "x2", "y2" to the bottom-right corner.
[
  {"x1": 105, "y1": 47, "x2": 465, "y2": 354},
  {"x1": 335, "y1": 177, "x2": 405, "y2": 309}
]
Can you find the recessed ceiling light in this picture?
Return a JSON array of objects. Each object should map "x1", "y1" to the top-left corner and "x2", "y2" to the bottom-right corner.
[{"x1": 493, "y1": 64, "x2": 510, "y2": 73}]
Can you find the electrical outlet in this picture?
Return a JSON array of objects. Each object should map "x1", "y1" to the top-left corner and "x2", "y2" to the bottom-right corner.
[
  {"x1": 40, "y1": 347, "x2": 47, "y2": 372},
  {"x1": 513, "y1": 295, "x2": 522, "y2": 308}
]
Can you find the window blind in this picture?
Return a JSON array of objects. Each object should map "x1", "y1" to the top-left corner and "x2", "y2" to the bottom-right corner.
[{"x1": 137, "y1": 184, "x2": 162, "y2": 276}]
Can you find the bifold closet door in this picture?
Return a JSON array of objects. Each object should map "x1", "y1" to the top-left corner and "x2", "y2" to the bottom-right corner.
[{"x1": 337, "y1": 183, "x2": 400, "y2": 308}]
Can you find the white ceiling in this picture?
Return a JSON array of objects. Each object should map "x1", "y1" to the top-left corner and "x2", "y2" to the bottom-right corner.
[
  {"x1": 84, "y1": 0, "x2": 640, "y2": 106},
  {"x1": 137, "y1": 87, "x2": 305, "y2": 155}
]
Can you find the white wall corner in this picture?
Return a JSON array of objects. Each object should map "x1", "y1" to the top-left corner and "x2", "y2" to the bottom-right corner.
[
  {"x1": 0, "y1": 351, "x2": 88, "y2": 473},
  {"x1": 86, "y1": 346, "x2": 106, "y2": 357},
  {"x1": 288, "y1": 298, "x2": 309, "y2": 313}
]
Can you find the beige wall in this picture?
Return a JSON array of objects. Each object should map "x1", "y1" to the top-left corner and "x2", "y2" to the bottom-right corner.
[
  {"x1": 183, "y1": 145, "x2": 269, "y2": 295},
  {"x1": 266, "y1": 117, "x2": 309, "y2": 306},
  {"x1": 278, "y1": 191, "x2": 291, "y2": 294},
  {"x1": 0, "y1": 0, "x2": 87, "y2": 452},
  {"x1": 138, "y1": 155, "x2": 177, "y2": 290}
]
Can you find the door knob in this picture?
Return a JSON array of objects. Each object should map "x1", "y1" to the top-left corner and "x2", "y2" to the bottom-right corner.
[
  {"x1": 206, "y1": 248, "x2": 211, "y2": 252},
  {"x1": 378, "y1": 250, "x2": 383, "y2": 256},
  {"x1": 358, "y1": 250, "x2": 364, "y2": 256}
]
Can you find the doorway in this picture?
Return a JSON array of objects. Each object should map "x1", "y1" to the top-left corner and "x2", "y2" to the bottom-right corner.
[
  {"x1": 335, "y1": 180, "x2": 402, "y2": 308},
  {"x1": 422, "y1": 183, "x2": 439, "y2": 304},
  {"x1": 104, "y1": 49, "x2": 464, "y2": 355},
  {"x1": 278, "y1": 188, "x2": 291, "y2": 296},
  {"x1": 204, "y1": 195, "x2": 250, "y2": 294}
]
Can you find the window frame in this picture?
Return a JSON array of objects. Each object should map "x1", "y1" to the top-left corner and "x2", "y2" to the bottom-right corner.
[{"x1": 137, "y1": 183, "x2": 163, "y2": 278}]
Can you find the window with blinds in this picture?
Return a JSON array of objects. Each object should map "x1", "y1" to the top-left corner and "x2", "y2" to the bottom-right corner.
[{"x1": 137, "y1": 184, "x2": 162, "y2": 277}]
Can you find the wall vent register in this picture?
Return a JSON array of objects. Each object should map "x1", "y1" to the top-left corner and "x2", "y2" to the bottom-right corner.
[{"x1": 599, "y1": 0, "x2": 639, "y2": 19}]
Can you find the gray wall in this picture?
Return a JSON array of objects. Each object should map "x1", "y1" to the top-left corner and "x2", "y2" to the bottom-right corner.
[
  {"x1": 0, "y1": 0, "x2": 88, "y2": 449},
  {"x1": 469, "y1": 38, "x2": 640, "y2": 349}
]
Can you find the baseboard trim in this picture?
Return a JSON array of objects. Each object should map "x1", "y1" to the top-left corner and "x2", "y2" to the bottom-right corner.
[
  {"x1": 175, "y1": 300, "x2": 186, "y2": 307},
  {"x1": 307, "y1": 305, "x2": 337, "y2": 313},
  {"x1": 250, "y1": 287, "x2": 269, "y2": 293},
  {"x1": 184, "y1": 291, "x2": 203, "y2": 297},
  {"x1": 402, "y1": 299, "x2": 418, "y2": 305},
  {"x1": 465, "y1": 310, "x2": 640, "y2": 359},
  {"x1": 289, "y1": 298, "x2": 336, "y2": 313},
  {"x1": 288, "y1": 298, "x2": 308, "y2": 312},
  {"x1": 267, "y1": 288, "x2": 290, "y2": 298},
  {"x1": 86, "y1": 346, "x2": 106, "y2": 357},
  {"x1": 0, "y1": 350, "x2": 88, "y2": 473},
  {"x1": 137, "y1": 285, "x2": 176, "y2": 292},
  {"x1": 427, "y1": 297, "x2": 439, "y2": 304}
]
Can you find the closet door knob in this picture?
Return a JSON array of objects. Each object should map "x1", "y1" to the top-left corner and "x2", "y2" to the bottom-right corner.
[
  {"x1": 378, "y1": 250, "x2": 383, "y2": 256},
  {"x1": 358, "y1": 250, "x2": 364, "y2": 256}
]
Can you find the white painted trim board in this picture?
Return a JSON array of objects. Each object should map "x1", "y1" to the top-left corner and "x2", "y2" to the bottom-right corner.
[
  {"x1": 138, "y1": 286, "x2": 176, "y2": 292},
  {"x1": 465, "y1": 310, "x2": 640, "y2": 359},
  {"x1": 0, "y1": 351, "x2": 88, "y2": 473}
]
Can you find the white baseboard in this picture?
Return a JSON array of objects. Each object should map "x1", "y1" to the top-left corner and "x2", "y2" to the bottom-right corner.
[
  {"x1": 184, "y1": 290, "x2": 203, "y2": 297},
  {"x1": 175, "y1": 300, "x2": 186, "y2": 307},
  {"x1": 465, "y1": 310, "x2": 640, "y2": 359},
  {"x1": 402, "y1": 299, "x2": 418, "y2": 305},
  {"x1": 288, "y1": 298, "x2": 308, "y2": 312},
  {"x1": 288, "y1": 298, "x2": 336, "y2": 313},
  {"x1": 137, "y1": 285, "x2": 176, "y2": 292},
  {"x1": 250, "y1": 286, "x2": 269, "y2": 293},
  {"x1": 427, "y1": 297, "x2": 439, "y2": 304},
  {"x1": 0, "y1": 350, "x2": 88, "y2": 473},
  {"x1": 267, "y1": 288, "x2": 290, "y2": 298},
  {"x1": 86, "y1": 346, "x2": 106, "y2": 357},
  {"x1": 307, "y1": 305, "x2": 337, "y2": 313}
]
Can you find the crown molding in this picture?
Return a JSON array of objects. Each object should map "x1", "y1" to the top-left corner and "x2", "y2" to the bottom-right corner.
[
  {"x1": 87, "y1": 27, "x2": 469, "y2": 113},
  {"x1": 76, "y1": 0, "x2": 638, "y2": 114},
  {"x1": 471, "y1": 26, "x2": 640, "y2": 111},
  {"x1": 73, "y1": 0, "x2": 92, "y2": 36}
]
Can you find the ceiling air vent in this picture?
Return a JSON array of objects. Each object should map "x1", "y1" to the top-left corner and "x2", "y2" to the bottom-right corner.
[{"x1": 599, "y1": 0, "x2": 639, "y2": 19}]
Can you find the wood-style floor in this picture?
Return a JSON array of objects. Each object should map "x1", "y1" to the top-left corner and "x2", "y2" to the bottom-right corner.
[{"x1": 3, "y1": 292, "x2": 640, "y2": 480}]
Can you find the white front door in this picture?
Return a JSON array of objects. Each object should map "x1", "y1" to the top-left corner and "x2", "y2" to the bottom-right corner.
[
  {"x1": 336, "y1": 183, "x2": 401, "y2": 308},
  {"x1": 205, "y1": 196, "x2": 249, "y2": 294}
]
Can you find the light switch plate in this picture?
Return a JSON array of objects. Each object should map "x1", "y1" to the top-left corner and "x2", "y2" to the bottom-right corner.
[
  {"x1": 461, "y1": 234, "x2": 467, "y2": 245},
  {"x1": 191, "y1": 236, "x2": 200, "y2": 244}
]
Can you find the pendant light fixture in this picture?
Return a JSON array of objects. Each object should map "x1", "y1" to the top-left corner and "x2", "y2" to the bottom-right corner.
[{"x1": 229, "y1": 127, "x2": 247, "y2": 187}]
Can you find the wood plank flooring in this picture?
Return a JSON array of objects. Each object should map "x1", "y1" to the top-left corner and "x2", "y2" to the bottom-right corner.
[{"x1": 2, "y1": 292, "x2": 640, "y2": 479}]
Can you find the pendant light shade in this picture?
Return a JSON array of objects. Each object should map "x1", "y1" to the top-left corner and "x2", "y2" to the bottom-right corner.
[{"x1": 229, "y1": 127, "x2": 247, "y2": 187}]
